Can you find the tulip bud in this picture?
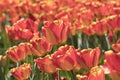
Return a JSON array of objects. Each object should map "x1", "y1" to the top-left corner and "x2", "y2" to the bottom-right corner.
[{"x1": 0, "y1": 55, "x2": 7, "y2": 67}]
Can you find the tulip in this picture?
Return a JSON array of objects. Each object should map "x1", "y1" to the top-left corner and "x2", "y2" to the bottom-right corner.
[
  {"x1": 52, "y1": 45, "x2": 77, "y2": 71},
  {"x1": 30, "y1": 37, "x2": 52, "y2": 56},
  {"x1": 42, "y1": 20, "x2": 69, "y2": 45},
  {"x1": 14, "y1": 18, "x2": 39, "y2": 40},
  {"x1": 87, "y1": 66, "x2": 105, "y2": 80},
  {"x1": 92, "y1": 21, "x2": 109, "y2": 35},
  {"x1": 76, "y1": 47, "x2": 101, "y2": 69},
  {"x1": 5, "y1": 25, "x2": 19, "y2": 41},
  {"x1": 10, "y1": 63, "x2": 32, "y2": 80},
  {"x1": 35, "y1": 55, "x2": 57, "y2": 73},
  {"x1": 104, "y1": 50, "x2": 120, "y2": 73},
  {"x1": 6, "y1": 42, "x2": 31, "y2": 62},
  {"x1": 77, "y1": 66, "x2": 105, "y2": 80},
  {"x1": 101, "y1": 50, "x2": 120, "y2": 80},
  {"x1": 112, "y1": 39, "x2": 120, "y2": 52}
]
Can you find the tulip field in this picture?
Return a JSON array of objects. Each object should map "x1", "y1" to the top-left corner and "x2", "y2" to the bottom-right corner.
[{"x1": 0, "y1": 0, "x2": 120, "y2": 80}]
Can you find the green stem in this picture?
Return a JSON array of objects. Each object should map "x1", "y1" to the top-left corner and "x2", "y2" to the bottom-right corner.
[{"x1": 58, "y1": 70, "x2": 60, "y2": 80}]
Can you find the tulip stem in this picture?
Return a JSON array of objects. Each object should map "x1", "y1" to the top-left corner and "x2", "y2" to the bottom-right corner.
[
  {"x1": 58, "y1": 70, "x2": 60, "y2": 80},
  {"x1": 70, "y1": 70, "x2": 77, "y2": 80}
]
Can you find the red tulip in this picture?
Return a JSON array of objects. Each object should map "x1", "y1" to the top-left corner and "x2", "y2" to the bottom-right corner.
[
  {"x1": 6, "y1": 18, "x2": 39, "y2": 41},
  {"x1": 76, "y1": 47, "x2": 101, "y2": 68},
  {"x1": 52, "y1": 45, "x2": 77, "y2": 71},
  {"x1": 10, "y1": 63, "x2": 32, "y2": 80},
  {"x1": 6, "y1": 42, "x2": 31, "y2": 62},
  {"x1": 5, "y1": 25, "x2": 19, "y2": 41},
  {"x1": 14, "y1": 18, "x2": 39, "y2": 40},
  {"x1": 30, "y1": 37, "x2": 52, "y2": 56},
  {"x1": 104, "y1": 50, "x2": 120, "y2": 73},
  {"x1": 77, "y1": 66, "x2": 105, "y2": 80},
  {"x1": 87, "y1": 66, "x2": 105, "y2": 80},
  {"x1": 101, "y1": 50, "x2": 120, "y2": 80},
  {"x1": 35, "y1": 55, "x2": 57, "y2": 73},
  {"x1": 92, "y1": 21, "x2": 109, "y2": 35},
  {"x1": 42, "y1": 20, "x2": 69, "y2": 45},
  {"x1": 112, "y1": 39, "x2": 120, "y2": 52}
]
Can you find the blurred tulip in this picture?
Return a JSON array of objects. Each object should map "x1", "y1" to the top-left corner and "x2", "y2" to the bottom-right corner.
[
  {"x1": 79, "y1": 10, "x2": 94, "y2": 25},
  {"x1": 30, "y1": 37, "x2": 52, "y2": 56},
  {"x1": 35, "y1": 55, "x2": 57, "y2": 73},
  {"x1": 6, "y1": 42, "x2": 31, "y2": 62},
  {"x1": 14, "y1": 18, "x2": 39, "y2": 40},
  {"x1": 104, "y1": 50, "x2": 120, "y2": 73},
  {"x1": 77, "y1": 66, "x2": 105, "y2": 80},
  {"x1": 5, "y1": 25, "x2": 19, "y2": 41},
  {"x1": 10, "y1": 63, "x2": 32, "y2": 80},
  {"x1": 82, "y1": 25, "x2": 95, "y2": 36},
  {"x1": 6, "y1": 18, "x2": 39, "y2": 41},
  {"x1": 107, "y1": 15, "x2": 120, "y2": 33},
  {"x1": 42, "y1": 20, "x2": 69, "y2": 45},
  {"x1": 101, "y1": 50, "x2": 120, "y2": 80},
  {"x1": 112, "y1": 39, "x2": 120, "y2": 52},
  {"x1": 52, "y1": 45, "x2": 77, "y2": 71},
  {"x1": 0, "y1": 55, "x2": 7, "y2": 67},
  {"x1": 76, "y1": 47, "x2": 101, "y2": 68},
  {"x1": 87, "y1": 66, "x2": 105, "y2": 80},
  {"x1": 92, "y1": 21, "x2": 109, "y2": 35}
]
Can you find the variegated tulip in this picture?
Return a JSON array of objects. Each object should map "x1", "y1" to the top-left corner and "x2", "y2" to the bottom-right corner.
[
  {"x1": 52, "y1": 45, "x2": 77, "y2": 71},
  {"x1": 112, "y1": 39, "x2": 120, "y2": 52},
  {"x1": 76, "y1": 47, "x2": 101, "y2": 68},
  {"x1": 5, "y1": 25, "x2": 19, "y2": 41},
  {"x1": 104, "y1": 50, "x2": 120, "y2": 73},
  {"x1": 87, "y1": 66, "x2": 105, "y2": 80},
  {"x1": 77, "y1": 66, "x2": 105, "y2": 80},
  {"x1": 101, "y1": 50, "x2": 120, "y2": 80},
  {"x1": 6, "y1": 42, "x2": 31, "y2": 62},
  {"x1": 6, "y1": 18, "x2": 39, "y2": 41},
  {"x1": 10, "y1": 63, "x2": 32, "y2": 80},
  {"x1": 30, "y1": 37, "x2": 52, "y2": 56},
  {"x1": 35, "y1": 55, "x2": 57, "y2": 73},
  {"x1": 42, "y1": 20, "x2": 69, "y2": 45}
]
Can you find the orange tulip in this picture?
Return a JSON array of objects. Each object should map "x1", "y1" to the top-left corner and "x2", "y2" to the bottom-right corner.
[
  {"x1": 5, "y1": 25, "x2": 19, "y2": 41},
  {"x1": 52, "y1": 45, "x2": 77, "y2": 71},
  {"x1": 87, "y1": 66, "x2": 105, "y2": 80},
  {"x1": 76, "y1": 47, "x2": 101, "y2": 68},
  {"x1": 92, "y1": 21, "x2": 109, "y2": 35},
  {"x1": 104, "y1": 50, "x2": 120, "y2": 73},
  {"x1": 30, "y1": 37, "x2": 52, "y2": 56},
  {"x1": 112, "y1": 39, "x2": 120, "y2": 52},
  {"x1": 10, "y1": 63, "x2": 32, "y2": 80},
  {"x1": 6, "y1": 42, "x2": 31, "y2": 62},
  {"x1": 77, "y1": 66, "x2": 105, "y2": 80},
  {"x1": 14, "y1": 18, "x2": 39, "y2": 40},
  {"x1": 6, "y1": 18, "x2": 39, "y2": 41},
  {"x1": 42, "y1": 20, "x2": 69, "y2": 45},
  {"x1": 101, "y1": 50, "x2": 120, "y2": 80},
  {"x1": 35, "y1": 55, "x2": 57, "y2": 73}
]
